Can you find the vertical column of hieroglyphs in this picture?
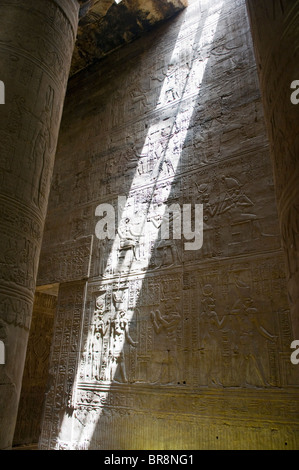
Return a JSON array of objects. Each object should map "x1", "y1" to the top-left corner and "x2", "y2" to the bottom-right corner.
[
  {"x1": 38, "y1": 282, "x2": 86, "y2": 450},
  {"x1": 246, "y1": 0, "x2": 299, "y2": 338},
  {"x1": 0, "y1": 0, "x2": 79, "y2": 449}
]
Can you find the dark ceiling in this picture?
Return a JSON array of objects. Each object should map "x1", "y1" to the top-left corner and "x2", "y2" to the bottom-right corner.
[{"x1": 71, "y1": 0, "x2": 188, "y2": 76}]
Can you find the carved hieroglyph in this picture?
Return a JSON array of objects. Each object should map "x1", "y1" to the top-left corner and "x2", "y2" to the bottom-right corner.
[
  {"x1": 246, "y1": 0, "x2": 299, "y2": 339},
  {"x1": 39, "y1": 0, "x2": 299, "y2": 450},
  {"x1": 0, "y1": 0, "x2": 80, "y2": 450}
]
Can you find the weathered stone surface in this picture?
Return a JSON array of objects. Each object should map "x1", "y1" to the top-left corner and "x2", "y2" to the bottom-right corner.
[
  {"x1": 39, "y1": 281, "x2": 87, "y2": 449},
  {"x1": 38, "y1": 0, "x2": 299, "y2": 450},
  {"x1": 13, "y1": 292, "x2": 57, "y2": 447},
  {"x1": 0, "y1": 0, "x2": 80, "y2": 450},
  {"x1": 37, "y1": 236, "x2": 93, "y2": 286},
  {"x1": 246, "y1": 0, "x2": 299, "y2": 339},
  {"x1": 71, "y1": 0, "x2": 188, "y2": 76}
]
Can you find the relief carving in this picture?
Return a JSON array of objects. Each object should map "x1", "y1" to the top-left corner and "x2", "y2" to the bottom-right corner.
[
  {"x1": 86, "y1": 288, "x2": 138, "y2": 384},
  {"x1": 150, "y1": 300, "x2": 181, "y2": 384},
  {"x1": 38, "y1": 0, "x2": 299, "y2": 451}
]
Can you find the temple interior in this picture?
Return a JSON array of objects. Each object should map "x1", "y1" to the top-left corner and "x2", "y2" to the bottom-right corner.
[{"x1": 0, "y1": 0, "x2": 298, "y2": 450}]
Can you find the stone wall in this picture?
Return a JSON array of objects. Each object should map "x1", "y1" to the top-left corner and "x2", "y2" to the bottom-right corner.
[
  {"x1": 37, "y1": 0, "x2": 299, "y2": 449},
  {"x1": 13, "y1": 292, "x2": 57, "y2": 447},
  {"x1": 246, "y1": 0, "x2": 299, "y2": 339}
]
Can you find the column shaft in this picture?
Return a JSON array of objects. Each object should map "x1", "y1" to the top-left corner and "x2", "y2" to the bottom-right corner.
[{"x1": 0, "y1": 0, "x2": 79, "y2": 449}]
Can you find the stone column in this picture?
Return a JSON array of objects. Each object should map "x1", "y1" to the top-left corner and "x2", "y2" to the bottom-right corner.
[
  {"x1": 0, "y1": 0, "x2": 80, "y2": 449},
  {"x1": 246, "y1": 0, "x2": 299, "y2": 338}
]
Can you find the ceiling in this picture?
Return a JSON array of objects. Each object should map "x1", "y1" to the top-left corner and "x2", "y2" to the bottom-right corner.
[{"x1": 71, "y1": 0, "x2": 188, "y2": 76}]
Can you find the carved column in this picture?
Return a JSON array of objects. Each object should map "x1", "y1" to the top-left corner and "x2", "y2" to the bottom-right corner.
[
  {"x1": 0, "y1": 0, "x2": 80, "y2": 449},
  {"x1": 246, "y1": 0, "x2": 299, "y2": 338}
]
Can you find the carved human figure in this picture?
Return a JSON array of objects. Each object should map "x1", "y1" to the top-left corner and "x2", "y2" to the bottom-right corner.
[
  {"x1": 195, "y1": 183, "x2": 219, "y2": 220},
  {"x1": 92, "y1": 295, "x2": 108, "y2": 381},
  {"x1": 230, "y1": 296, "x2": 277, "y2": 387},
  {"x1": 218, "y1": 176, "x2": 254, "y2": 218},
  {"x1": 94, "y1": 294, "x2": 106, "y2": 324},
  {"x1": 199, "y1": 284, "x2": 227, "y2": 386},
  {"x1": 95, "y1": 239, "x2": 107, "y2": 277},
  {"x1": 110, "y1": 309, "x2": 137, "y2": 383},
  {"x1": 151, "y1": 208, "x2": 182, "y2": 268},
  {"x1": 117, "y1": 217, "x2": 140, "y2": 270},
  {"x1": 163, "y1": 63, "x2": 180, "y2": 104},
  {"x1": 219, "y1": 175, "x2": 275, "y2": 240},
  {"x1": 151, "y1": 302, "x2": 181, "y2": 384},
  {"x1": 128, "y1": 71, "x2": 150, "y2": 112},
  {"x1": 112, "y1": 289, "x2": 126, "y2": 312}
]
